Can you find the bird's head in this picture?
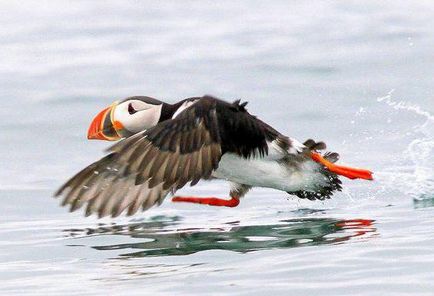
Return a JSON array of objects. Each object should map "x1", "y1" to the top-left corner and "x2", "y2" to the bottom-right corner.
[{"x1": 87, "y1": 96, "x2": 163, "y2": 141}]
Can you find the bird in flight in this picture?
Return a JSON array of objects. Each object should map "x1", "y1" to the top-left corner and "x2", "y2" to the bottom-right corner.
[{"x1": 55, "y1": 95, "x2": 373, "y2": 218}]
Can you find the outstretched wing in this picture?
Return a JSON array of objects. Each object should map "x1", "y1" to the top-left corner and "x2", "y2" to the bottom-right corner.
[
  {"x1": 55, "y1": 95, "x2": 286, "y2": 218},
  {"x1": 55, "y1": 97, "x2": 223, "y2": 217},
  {"x1": 54, "y1": 153, "x2": 173, "y2": 217}
]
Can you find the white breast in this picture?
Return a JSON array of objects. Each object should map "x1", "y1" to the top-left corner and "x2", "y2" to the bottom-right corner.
[{"x1": 212, "y1": 140, "x2": 327, "y2": 192}]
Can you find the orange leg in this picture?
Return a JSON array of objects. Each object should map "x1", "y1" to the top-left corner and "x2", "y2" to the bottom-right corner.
[
  {"x1": 172, "y1": 196, "x2": 240, "y2": 207},
  {"x1": 311, "y1": 152, "x2": 373, "y2": 180}
]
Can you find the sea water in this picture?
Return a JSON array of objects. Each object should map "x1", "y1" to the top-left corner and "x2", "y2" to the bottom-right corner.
[{"x1": 1, "y1": 1, "x2": 434, "y2": 295}]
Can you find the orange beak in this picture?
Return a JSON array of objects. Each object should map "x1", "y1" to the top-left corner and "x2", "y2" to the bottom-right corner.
[{"x1": 87, "y1": 102, "x2": 123, "y2": 141}]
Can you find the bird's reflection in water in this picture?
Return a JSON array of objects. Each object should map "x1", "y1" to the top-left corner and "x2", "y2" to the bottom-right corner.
[
  {"x1": 65, "y1": 216, "x2": 376, "y2": 257},
  {"x1": 65, "y1": 215, "x2": 376, "y2": 258}
]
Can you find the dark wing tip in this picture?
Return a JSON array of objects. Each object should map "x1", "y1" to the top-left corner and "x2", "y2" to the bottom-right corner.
[{"x1": 53, "y1": 187, "x2": 64, "y2": 198}]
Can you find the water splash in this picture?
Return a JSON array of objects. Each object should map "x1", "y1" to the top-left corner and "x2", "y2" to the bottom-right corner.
[
  {"x1": 406, "y1": 121, "x2": 434, "y2": 199},
  {"x1": 377, "y1": 90, "x2": 434, "y2": 121},
  {"x1": 377, "y1": 91, "x2": 434, "y2": 200}
]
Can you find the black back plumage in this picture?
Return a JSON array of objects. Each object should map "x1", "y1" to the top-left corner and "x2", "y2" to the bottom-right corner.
[
  {"x1": 143, "y1": 95, "x2": 283, "y2": 158},
  {"x1": 215, "y1": 98, "x2": 281, "y2": 158}
]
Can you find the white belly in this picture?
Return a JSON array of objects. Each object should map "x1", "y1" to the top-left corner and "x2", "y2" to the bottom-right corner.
[{"x1": 213, "y1": 153, "x2": 328, "y2": 192}]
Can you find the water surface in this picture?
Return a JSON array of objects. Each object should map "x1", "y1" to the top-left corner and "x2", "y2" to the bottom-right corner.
[{"x1": 1, "y1": 1, "x2": 434, "y2": 295}]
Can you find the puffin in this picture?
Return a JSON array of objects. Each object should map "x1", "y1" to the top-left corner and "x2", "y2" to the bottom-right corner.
[{"x1": 55, "y1": 95, "x2": 373, "y2": 218}]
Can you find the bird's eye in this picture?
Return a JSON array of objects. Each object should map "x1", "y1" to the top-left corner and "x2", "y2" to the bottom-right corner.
[{"x1": 128, "y1": 103, "x2": 137, "y2": 115}]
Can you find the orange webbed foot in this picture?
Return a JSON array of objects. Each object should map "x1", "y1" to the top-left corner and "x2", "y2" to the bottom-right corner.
[
  {"x1": 311, "y1": 152, "x2": 373, "y2": 180},
  {"x1": 172, "y1": 196, "x2": 240, "y2": 207}
]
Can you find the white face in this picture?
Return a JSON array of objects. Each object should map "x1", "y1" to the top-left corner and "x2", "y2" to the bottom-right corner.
[{"x1": 113, "y1": 99, "x2": 162, "y2": 135}]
